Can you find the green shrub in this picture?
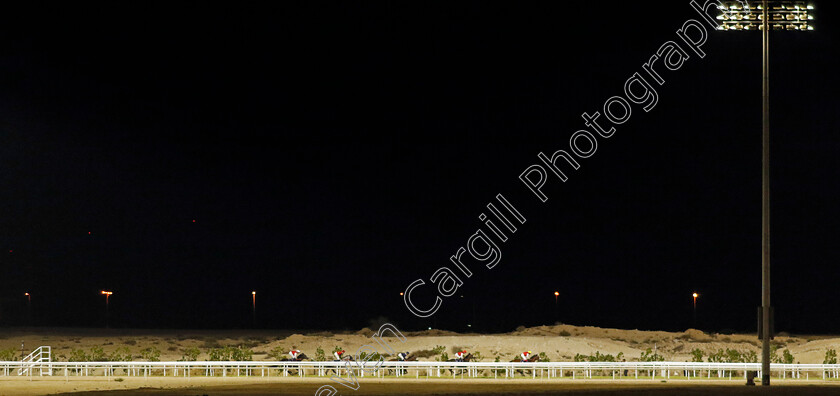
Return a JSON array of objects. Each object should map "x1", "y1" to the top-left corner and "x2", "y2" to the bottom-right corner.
[
  {"x1": 707, "y1": 348, "x2": 756, "y2": 363},
  {"x1": 690, "y1": 348, "x2": 704, "y2": 362},
  {"x1": 88, "y1": 346, "x2": 106, "y2": 361},
  {"x1": 108, "y1": 347, "x2": 132, "y2": 362},
  {"x1": 141, "y1": 347, "x2": 161, "y2": 362},
  {"x1": 538, "y1": 352, "x2": 551, "y2": 362},
  {"x1": 472, "y1": 351, "x2": 484, "y2": 362},
  {"x1": 824, "y1": 349, "x2": 837, "y2": 365},
  {"x1": 559, "y1": 330, "x2": 571, "y2": 337},
  {"x1": 431, "y1": 345, "x2": 445, "y2": 355},
  {"x1": 640, "y1": 348, "x2": 664, "y2": 362},
  {"x1": 0, "y1": 348, "x2": 16, "y2": 361},
  {"x1": 770, "y1": 346, "x2": 795, "y2": 364},
  {"x1": 207, "y1": 346, "x2": 252, "y2": 361},
  {"x1": 208, "y1": 347, "x2": 232, "y2": 361},
  {"x1": 267, "y1": 346, "x2": 287, "y2": 360},
  {"x1": 68, "y1": 349, "x2": 88, "y2": 362},
  {"x1": 315, "y1": 346, "x2": 326, "y2": 361},
  {"x1": 781, "y1": 349, "x2": 795, "y2": 364},
  {"x1": 575, "y1": 351, "x2": 623, "y2": 362},
  {"x1": 179, "y1": 346, "x2": 200, "y2": 361},
  {"x1": 438, "y1": 352, "x2": 449, "y2": 362},
  {"x1": 359, "y1": 351, "x2": 382, "y2": 362},
  {"x1": 231, "y1": 346, "x2": 253, "y2": 361}
]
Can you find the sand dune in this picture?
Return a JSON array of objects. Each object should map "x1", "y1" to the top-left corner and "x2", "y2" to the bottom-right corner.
[{"x1": 1, "y1": 324, "x2": 839, "y2": 364}]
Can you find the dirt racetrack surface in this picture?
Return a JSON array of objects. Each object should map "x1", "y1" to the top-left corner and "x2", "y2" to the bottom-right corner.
[{"x1": 40, "y1": 378, "x2": 840, "y2": 396}]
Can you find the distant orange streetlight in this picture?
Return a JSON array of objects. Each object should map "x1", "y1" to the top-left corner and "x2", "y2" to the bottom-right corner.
[
  {"x1": 692, "y1": 292, "x2": 699, "y2": 327},
  {"x1": 553, "y1": 291, "x2": 560, "y2": 321},
  {"x1": 101, "y1": 291, "x2": 113, "y2": 328},
  {"x1": 24, "y1": 292, "x2": 31, "y2": 324},
  {"x1": 399, "y1": 292, "x2": 404, "y2": 296}
]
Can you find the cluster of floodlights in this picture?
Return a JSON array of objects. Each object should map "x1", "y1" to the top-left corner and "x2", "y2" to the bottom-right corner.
[{"x1": 717, "y1": 1, "x2": 814, "y2": 31}]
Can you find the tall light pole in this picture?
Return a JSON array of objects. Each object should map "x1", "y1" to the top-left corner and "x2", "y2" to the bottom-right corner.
[
  {"x1": 251, "y1": 291, "x2": 256, "y2": 327},
  {"x1": 692, "y1": 292, "x2": 699, "y2": 327},
  {"x1": 554, "y1": 291, "x2": 559, "y2": 322},
  {"x1": 24, "y1": 293, "x2": 31, "y2": 325},
  {"x1": 101, "y1": 291, "x2": 113, "y2": 328},
  {"x1": 716, "y1": 1, "x2": 814, "y2": 386}
]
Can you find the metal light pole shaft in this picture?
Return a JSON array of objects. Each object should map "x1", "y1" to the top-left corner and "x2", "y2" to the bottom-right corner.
[{"x1": 761, "y1": 0, "x2": 772, "y2": 386}]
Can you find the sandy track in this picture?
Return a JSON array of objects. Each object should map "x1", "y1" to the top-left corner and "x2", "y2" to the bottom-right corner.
[{"x1": 3, "y1": 377, "x2": 840, "y2": 396}]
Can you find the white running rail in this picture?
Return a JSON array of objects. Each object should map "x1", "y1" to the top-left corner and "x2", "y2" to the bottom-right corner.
[
  {"x1": 0, "y1": 360, "x2": 839, "y2": 380},
  {"x1": 17, "y1": 346, "x2": 52, "y2": 376}
]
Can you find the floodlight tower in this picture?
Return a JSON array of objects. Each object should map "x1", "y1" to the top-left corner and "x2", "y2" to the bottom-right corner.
[
  {"x1": 716, "y1": 1, "x2": 814, "y2": 387},
  {"x1": 101, "y1": 290, "x2": 113, "y2": 328}
]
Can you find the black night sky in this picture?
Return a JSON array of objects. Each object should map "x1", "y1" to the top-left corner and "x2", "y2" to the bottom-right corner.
[{"x1": 1, "y1": 1, "x2": 838, "y2": 335}]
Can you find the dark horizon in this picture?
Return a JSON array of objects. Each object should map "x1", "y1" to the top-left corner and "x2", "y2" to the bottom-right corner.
[{"x1": 2, "y1": 1, "x2": 839, "y2": 335}]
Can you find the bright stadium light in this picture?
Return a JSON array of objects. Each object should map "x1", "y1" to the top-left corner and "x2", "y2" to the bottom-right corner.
[
  {"x1": 716, "y1": 1, "x2": 814, "y2": 30},
  {"x1": 101, "y1": 290, "x2": 113, "y2": 328},
  {"x1": 714, "y1": 0, "x2": 815, "y2": 387}
]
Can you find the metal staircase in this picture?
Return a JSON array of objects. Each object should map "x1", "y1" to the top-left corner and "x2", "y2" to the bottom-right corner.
[{"x1": 17, "y1": 346, "x2": 52, "y2": 376}]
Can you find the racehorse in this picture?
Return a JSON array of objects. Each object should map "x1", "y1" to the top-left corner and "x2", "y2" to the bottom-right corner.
[
  {"x1": 510, "y1": 354, "x2": 540, "y2": 376},
  {"x1": 279, "y1": 353, "x2": 309, "y2": 375},
  {"x1": 446, "y1": 353, "x2": 474, "y2": 376},
  {"x1": 326, "y1": 355, "x2": 356, "y2": 376},
  {"x1": 386, "y1": 352, "x2": 416, "y2": 376}
]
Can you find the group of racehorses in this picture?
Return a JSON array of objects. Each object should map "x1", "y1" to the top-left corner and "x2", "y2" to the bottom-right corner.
[{"x1": 277, "y1": 351, "x2": 541, "y2": 376}]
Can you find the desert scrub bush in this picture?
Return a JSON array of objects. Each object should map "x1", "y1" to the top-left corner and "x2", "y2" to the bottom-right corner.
[
  {"x1": 141, "y1": 347, "x2": 161, "y2": 362},
  {"x1": 472, "y1": 351, "x2": 484, "y2": 361},
  {"x1": 207, "y1": 346, "x2": 253, "y2": 361},
  {"x1": 315, "y1": 346, "x2": 326, "y2": 361},
  {"x1": 108, "y1": 347, "x2": 132, "y2": 362},
  {"x1": 267, "y1": 346, "x2": 287, "y2": 360},
  {"x1": 574, "y1": 351, "x2": 623, "y2": 362},
  {"x1": 359, "y1": 351, "x2": 383, "y2": 362},
  {"x1": 207, "y1": 347, "x2": 232, "y2": 361},
  {"x1": 706, "y1": 348, "x2": 756, "y2": 363},
  {"x1": 231, "y1": 347, "x2": 254, "y2": 361},
  {"x1": 122, "y1": 339, "x2": 137, "y2": 346},
  {"x1": 640, "y1": 348, "x2": 664, "y2": 362},
  {"x1": 538, "y1": 352, "x2": 550, "y2": 362},
  {"x1": 824, "y1": 349, "x2": 837, "y2": 365},
  {"x1": 88, "y1": 346, "x2": 106, "y2": 361},
  {"x1": 559, "y1": 330, "x2": 571, "y2": 337},
  {"x1": 690, "y1": 348, "x2": 704, "y2": 362},
  {"x1": 770, "y1": 346, "x2": 795, "y2": 364},
  {"x1": 68, "y1": 349, "x2": 88, "y2": 362},
  {"x1": 0, "y1": 348, "x2": 17, "y2": 361},
  {"x1": 438, "y1": 352, "x2": 449, "y2": 362},
  {"x1": 179, "y1": 347, "x2": 200, "y2": 361},
  {"x1": 431, "y1": 345, "x2": 445, "y2": 355}
]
